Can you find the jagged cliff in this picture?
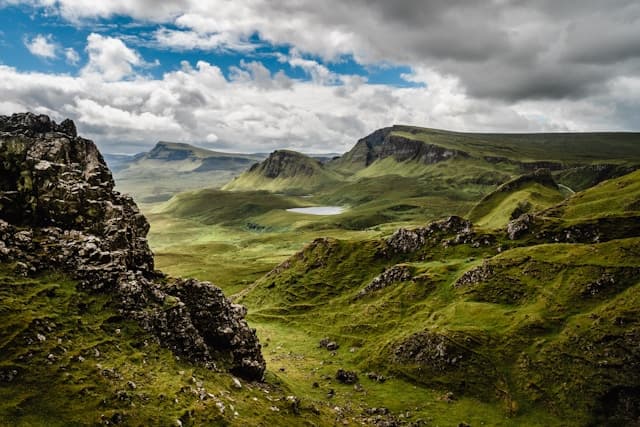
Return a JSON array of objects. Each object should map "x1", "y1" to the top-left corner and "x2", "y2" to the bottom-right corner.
[{"x1": 0, "y1": 113, "x2": 265, "y2": 380}]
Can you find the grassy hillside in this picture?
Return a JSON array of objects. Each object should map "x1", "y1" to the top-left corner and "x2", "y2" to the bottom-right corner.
[
  {"x1": 155, "y1": 189, "x2": 309, "y2": 226},
  {"x1": 137, "y1": 128, "x2": 640, "y2": 425},
  {"x1": 391, "y1": 126, "x2": 640, "y2": 165},
  {"x1": 232, "y1": 169, "x2": 640, "y2": 426},
  {"x1": 544, "y1": 169, "x2": 640, "y2": 221},
  {"x1": 0, "y1": 265, "x2": 337, "y2": 426},
  {"x1": 223, "y1": 150, "x2": 342, "y2": 194},
  {"x1": 468, "y1": 170, "x2": 565, "y2": 229}
]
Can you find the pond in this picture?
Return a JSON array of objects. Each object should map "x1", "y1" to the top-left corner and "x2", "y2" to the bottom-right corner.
[{"x1": 286, "y1": 206, "x2": 345, "y2": 215}]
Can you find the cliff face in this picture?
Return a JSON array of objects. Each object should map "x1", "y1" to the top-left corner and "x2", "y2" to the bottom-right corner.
[
  {"x1": 0, "y1": 113, "x2": 265, "y2": 380},
  {"x1": 331, "y1": 125, "x2": 467, "y2": 171}
]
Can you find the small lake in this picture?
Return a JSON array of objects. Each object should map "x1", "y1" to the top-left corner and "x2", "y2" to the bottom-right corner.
[{"x1": 286, "y1": 206, "x2": 345, "y2": 215}]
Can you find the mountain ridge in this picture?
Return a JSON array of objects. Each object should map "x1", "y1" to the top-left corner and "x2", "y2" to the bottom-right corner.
[{"x1": 224, "y1": 125, "x2": 640, "y2": 194}]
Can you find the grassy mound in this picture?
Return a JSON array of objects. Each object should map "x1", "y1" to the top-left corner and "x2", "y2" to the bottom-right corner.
[{"x1": 468, "y1": 169, "x2": 565, "y2": 229}]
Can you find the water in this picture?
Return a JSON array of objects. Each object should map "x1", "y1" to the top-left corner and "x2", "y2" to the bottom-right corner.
[{"x1": 286, "y1": 206, "x2": 345, "y2": 215}]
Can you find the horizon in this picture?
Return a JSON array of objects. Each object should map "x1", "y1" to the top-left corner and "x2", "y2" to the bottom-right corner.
[{"x1": 104, "y1": 124, "x2": 640, "y2": 156}]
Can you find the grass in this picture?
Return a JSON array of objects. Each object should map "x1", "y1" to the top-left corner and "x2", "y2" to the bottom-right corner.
[
  {"x1": 469, "y1": 177, "x2": 565, "y2": 230},
  {"x1": 548, "y1": 169, "x2": 640, "y2": 220},
  {"x1": 236, "y1": 229, "x2": 640, "y2": 425},
  {"x1": 0, "y1": 265, "x2": 339, "y2": 426},
  {"x1": 223, "y1": 150, "x2": 342, "y2": 194},
  {"x1": 391, "y1": 127, "x2": 640, "y2": 164},
  {"x1": 133, "y1": 138, "x2": 640, "y2": 424}
]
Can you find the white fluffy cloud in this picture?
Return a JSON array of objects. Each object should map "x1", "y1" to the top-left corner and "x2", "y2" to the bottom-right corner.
[
  {"x1": 15, "y1": 0, "x2": 640, "y2": 102},
  {"x1": 81, "y1": 33, "x2": 144, "y2": 81},
  {"x1": 64, "y1": 47, "x2": 80, "y2": 64},
  {"x1": 25, "y1": 34, "x2": 57, "y2": 59},
  {"x1": 154, "y1": 28, "x2": 257, "y2": 52},
  {"x1": 1, "y1": 37, "x2": 636, "y2": 156}
]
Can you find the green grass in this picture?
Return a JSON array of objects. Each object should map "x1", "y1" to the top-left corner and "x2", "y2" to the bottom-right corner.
[
  {"x1": 548, "y1": 169, "x2": 640, "y2": 220},
  {"x1": 223, "y1": 150, "x2": 343, "y2": 194},
  {"x1": 137, "y1": 143, "x2": 640, "y2": 425},
  {"x1": 391, "y1": 127, "x2": 640, "y2": 164},
  {"x1": 154, "y1": 189, "x2": 311, "y2": 226},
  {"x1": 236, "y1": 229, "x2": 640, "y2": 426},
  {"x1": 0, "y1": 265, "x2": 338, "y2": 426},
  {"x1": 469, "y1": 177, "x2": 565, "y2": 229}
]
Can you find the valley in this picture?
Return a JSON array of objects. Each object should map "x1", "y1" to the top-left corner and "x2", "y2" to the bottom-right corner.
[
  {"x1": 138, "y1": 126, "x2": 640, "y2": 425},
  {"x1": 2, "y1": 115, "x2": 640, "y2": 425}
]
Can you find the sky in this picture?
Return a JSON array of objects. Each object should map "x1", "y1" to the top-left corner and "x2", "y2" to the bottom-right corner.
[{"x1": 0, "y1": 1, "x2": 639, "y2": 154}]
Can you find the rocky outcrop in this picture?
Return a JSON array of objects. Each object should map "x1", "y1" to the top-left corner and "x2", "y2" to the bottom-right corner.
[
  {"x1": 506, "y1": 213, "x2": 535, "y2": 240},
  {"x1": 0, "y1": 113, "x2": 265, "y2": 380},
  {"x1": 385, "y1": 216, "x2": 481, "y2": 254},
  {"x1": 453, "y1": 262, "x2": 495, "y2": 288},
  {"x1": 393, "y1": 330, "x2": 468, "y2": 372},
  {"x1": 356, "y1": 264, "x2": 412, "y2": 298}
]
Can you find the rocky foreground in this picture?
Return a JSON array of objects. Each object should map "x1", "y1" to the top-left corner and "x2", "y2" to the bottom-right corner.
[{"x1": 0, "y1": 113, "x2": 265, "y2": 380}]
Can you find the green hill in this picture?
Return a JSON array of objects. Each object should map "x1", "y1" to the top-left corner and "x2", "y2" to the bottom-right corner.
[
  {"x1": 223, "y1": 150, "x2": 342, "y2": 194},
  {"x1": 544, "y1": 169, "x2": 640, "y2": 221},
  {"x1": 144, "y1": 127, "x2": 640, "y2": 426},
  {"x1": 468, "y1": 169, "x2": 565, "y2": 229},
  {"x1": 155, "y1": 188, "x2": 308, "y2": 226},
  {"x1": 235, "y1": 169, "x2": 640, "y2": 426},
  {"x1": 389, "y1": 126, "x2": 640, "y2": 165}
]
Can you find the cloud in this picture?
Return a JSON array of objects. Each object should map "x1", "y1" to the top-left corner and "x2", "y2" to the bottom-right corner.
[
  {"x1": 25, "y1": 34, "x2": 57, "y2": 59},
  {"x1": 280, "y1": 50, "x2": 340, "y2": 85},
  {"x1": 0, "y1": 51, "x2": 634, "y2": 157},
  {"x1": 64, "y1": 47, "x2": 80, "y2": 64},
  {"x1": 81, "y1": 33, "x2": 144, "y2": 81},
  {"x1": 15, "y1": 0, "x2": 639, "y2": 103},
  {"x1": 153, "y1": 28, "x2": 257, "y2": 52},
  {"x1": 2, "y1": 1, "x2": 640, "y2": 154}
]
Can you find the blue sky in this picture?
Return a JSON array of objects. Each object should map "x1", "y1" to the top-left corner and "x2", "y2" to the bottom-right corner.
[
  {"x1": 0, "y1": 1, "x2": 638, "y2": 154},
  {"x1": 0, "y1": 4, "x2": 420, "y2": 87}
]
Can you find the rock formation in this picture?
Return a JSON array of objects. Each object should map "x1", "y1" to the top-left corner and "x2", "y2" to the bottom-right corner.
[
  {"x1": 356, "y1": 264, "x2": 413, "y2": 298},
  {"x1": 0, "y1": 112, "x2": 265, "y2": 380},
  {"x1": 385, "y1": 215, "x2": 475, "y2": 254},
  {"x1": 331, "y1": 125, "x2": 468, "y2": 170}
]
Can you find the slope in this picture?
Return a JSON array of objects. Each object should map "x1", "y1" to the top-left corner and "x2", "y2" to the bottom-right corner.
[
  {"x1": 468, "y1": 169, "x2": 565, "y2": 229},
  {"x1": 237, "y1": 169, "x2": 640, "y2": 426},
  {"x1": 0, "y1": 266, "x2": 333, "y2": 426},
  {"x1": 544, "y1": 168, "x2": 640, "y2": 221},
  {"x1": 223, "y1": 150, "x2": 342, "y2": 194},
  {"x1": 389, "y1": 125, "x2": 640, "y2": 165}
]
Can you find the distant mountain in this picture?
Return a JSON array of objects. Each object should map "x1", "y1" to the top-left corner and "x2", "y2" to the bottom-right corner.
[
  {"x1": 332, "y1": 125, "x2": 640, "y2": 172},
  {"x1": 222, "y1": 125, "x2": 640, "y2": 196},
  {"x1": 109, "y1": 141, "x2": 267, "y2": 203},
  {"x1": 223, "y1": 150, "x2": 342, "y2": 194}
]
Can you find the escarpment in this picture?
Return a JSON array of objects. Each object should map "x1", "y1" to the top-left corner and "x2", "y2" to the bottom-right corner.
[{"x1": 0, "y1": 112, "x2": 265, "y2": 380}]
